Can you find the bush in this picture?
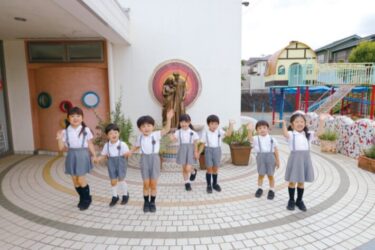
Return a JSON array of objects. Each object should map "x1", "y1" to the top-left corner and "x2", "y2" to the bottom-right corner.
[
  {"x1": 318, "y1": 130, "x2": 338, "y2": 141},
  {"x1": 364, "y1": 145, "x2": 375, "y2": 159},
  {"x1": 223, "y1": 124, "x2": 251, "y2": 146},
  {"x1": 94, "y1": 98, "x2": 133, "y2": 148}
]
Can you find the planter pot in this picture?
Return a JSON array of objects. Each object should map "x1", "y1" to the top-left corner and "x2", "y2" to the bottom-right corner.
[
  {"x1": 160, "y1": 142, "x2": 179, "y2": 163},
  {"x1": 199, "y1": 154, "x2": 206, "y2": 170},
  {"x1": 358, "y1": 155, "x2": 375, "y2": 173},
  {"x1": 229, "y1": 144, "x2": 251, "y2": 166},
  {"x1": 320, "y1": 140, "x2": 337, "y2": 154}
]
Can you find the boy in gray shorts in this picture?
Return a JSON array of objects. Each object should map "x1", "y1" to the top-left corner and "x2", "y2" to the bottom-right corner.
[{"x1": 131, "y1": 110, "x2": 173, "y2": 213}]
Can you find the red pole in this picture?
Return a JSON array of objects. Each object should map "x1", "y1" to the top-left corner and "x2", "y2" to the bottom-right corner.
[
  {"x1": 296, "y1": 87, "x2": 300, "y2": 110},
  {"x1": 370, "y1": 85, "x2": 375, "y2": 120},
  {"x1": 304, "y1": 87, "x2": 309, "y2": 113},
  {"x1": 272, "y1": 88, "x2": 276, "y2": 125}
]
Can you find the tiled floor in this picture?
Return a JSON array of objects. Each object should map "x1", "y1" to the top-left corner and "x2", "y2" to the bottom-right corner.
[{"x1": 0, "y1": 137, "x2": 374, "y2": 249}]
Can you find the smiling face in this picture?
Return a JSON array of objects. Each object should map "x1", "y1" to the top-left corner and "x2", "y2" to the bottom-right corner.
[
  {"x1": 139, "y1": 123, "x2": 154, "y2": 136},
  {"x1": 68, "y1": 114, "x2": 83, "y2": 128},
  {"x1": 291, "y1": 115, "x2": 306, "y2": 132},
  {"x1": 179, "y1": 120, "x2": 190, "y2": 130},
  {"x1": 208, "y1": 121, "x2": 219, "y2": 132},
  {"x1": 256, "y1": 125, "x2": 269, "y2": 136},
  {"x1": 107, "y1": 130, "x2": 120, "y2": 143}
]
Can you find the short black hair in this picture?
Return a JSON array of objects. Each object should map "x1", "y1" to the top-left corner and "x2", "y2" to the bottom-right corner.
[
  {"x1": 207, "y1": 114, "x2": 220, "y2": 125},
  {"x1": 105, "y1": 123, "x2": 120, "y2": 134},
  {"x1": 137, "y1": 115, "x2": 155, "y2": 128},
  {"x1": 255, "y1": 120, "x2": 269, "y2": 130}
]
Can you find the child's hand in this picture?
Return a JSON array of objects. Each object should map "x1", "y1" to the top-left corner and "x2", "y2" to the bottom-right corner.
[
  {"x1": 319, "y1": 113, "x2": 330, "y2": 121},
  {"x1": 166, "y1": 109, "x2": 174, "y2": 120},
  {"x1": 275, "y1": 161, "x2": 280, "y2": 169},
  {"x1": 229, "y1": 119, "x2": 235, "y2": 126},
  {"x1": 92, "y1": 156, "x2": 99, "y2": 164},
  {"x1": 124, "y1": 151, "x2": 132, "y2": 158},
  {"x1": 274, "y1": 119, "x2": 285, "y2": 124},
  {"x1": 247, "y1": 122, "x2": 254, "y2": 132},
  {"x1": 56, "y1": 130, "x2": 64, "y2": 140},
  {"x1": 194, "y1": 151, "x2": 200, "y2": 160}
]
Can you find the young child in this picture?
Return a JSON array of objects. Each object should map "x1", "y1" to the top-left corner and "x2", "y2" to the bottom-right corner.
[
  {"x1": 172, "y1": 114, "x2": 200, "y2": 191},
  {"x1": 131, "y1": 110, "x2": 174, "y2": 213},
  {"x1": 277, "y1": 111, "x2": 326, "y2": 211},
  {"x1": 95, "y1": 123, "x2": 131, "y2": 207},
  {"x1": 247, "y1": 120, "x2": 280, "y2": 200},
  {"x1": 56, "y1": 107, "x2": 97, "y2": 211},
  {"x1": 200, "y1": 115, "x2": 234, "y2": 193}
]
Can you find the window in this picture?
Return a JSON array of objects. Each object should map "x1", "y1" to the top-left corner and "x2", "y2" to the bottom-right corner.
[
  {"x1": 28, "y1": 41, "x2": 104, "y2": 63},
  {"x1": 278, "y1": 65, "x2": 285, "y2": 75},
  {"x1": 306, "y1": 64, "x2": 313, "y2": 75}
]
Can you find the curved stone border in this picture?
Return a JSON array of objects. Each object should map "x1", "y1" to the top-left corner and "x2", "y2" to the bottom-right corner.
[{"x1": 0, "y1": 152, "x2": 349, "y2": 239}]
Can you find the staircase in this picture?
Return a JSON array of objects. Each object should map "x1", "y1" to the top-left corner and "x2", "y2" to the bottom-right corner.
[{"x1": 314, "y1": 85, "x2": 356, "y2": 114}]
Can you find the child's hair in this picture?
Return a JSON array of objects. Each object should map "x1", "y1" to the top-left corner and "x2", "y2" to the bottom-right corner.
[
  {"x1": 137, "y1": 115, "x2": 155, "y2": 128},
  {"x1": 288, "y1": 113, "x2": 310, "y2": 140},
  {"x1": 178, "y1": 114, "x2": 194, "y2": 130},
  {"x1": 206, "y1": 114, "x2": 220, "y2": 125},
  {"x1": 105, "y1": 123, "x2": 120, "y2": 134},
  {"x1": 255, "y1": 120, "x2": 269, "y2": 130},
  {"x1": 66, "y1": 106, "x2": 86, "y2": 136}
]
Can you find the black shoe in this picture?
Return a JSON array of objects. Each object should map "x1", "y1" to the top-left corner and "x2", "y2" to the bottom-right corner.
[
  {"x1": 79, "y1": 186, "x2": 92, "y2": 211},
  {"x1": 255, "y1": 188, "x2": 263, "y2": 198},
  {"x1": 286, "y1": 200, "x2": 295, "y2": 211},
  {"x1": 213, "y1": 184, "x2": 222, "y2": 192},
  {"x1": 267, "y1": 190, "x2": 275, "y2": 200},
  {"x1": 207, "y1": 185, "x2": 213, "y2": 193},
  {"x1": 149, "y1": 202, "x2": 156, "y2": 213},
  {"x1": 109, "y1": 196, "x2": 119, "y2": 207},
  {"x1": 121, "y1": 193, "x2": 129, "y2": 205},
  {"x1": 296, "y1": 200, "x2": 307, "y2": 212},
  {"x1": 79, "y1": 196, "x2": 92, "y2": 211},
  {"x1": 75, "y1": 187, "x2": 83, "y2": 208},
  {"x1": 185, "y1": 183, "x2": 192, "y2": 191},
  {"x1": 190, "y1": 169, "x2": 197, "y2": 181},
  {"x1": 143, "y1": 200, "x2": 150, "y2": 213}
]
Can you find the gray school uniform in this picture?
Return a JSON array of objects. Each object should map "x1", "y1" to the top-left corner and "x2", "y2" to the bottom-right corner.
[
  {"x1": 256, "y1": 136, "x2": 276, "y2": 176},
  {"x1": 205, "y1": 132, "x2": 222, "y2": 168},
  {"x1": 139, "y1": 135, "x2": 160, "y2": 180},
  {"x1": 285, "y1": 133, "x2": 314, "y2": 182},
  {"x1": 176, "y1": 130, "x2": 196, "y2": 165},
  {"x1": 107, "y1": 142, "x2": 127, "y2": 180},
  {"x1": 65, "y1": 129, "x2": 92, "y2": 176}
]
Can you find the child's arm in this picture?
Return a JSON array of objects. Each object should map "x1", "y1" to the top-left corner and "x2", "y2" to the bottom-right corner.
[
  {"x1": 130, "y1": 146, "x2": 140, "y2": 154},
  {"x1": 224, "y1": 120, "x2": 235, "y2": 137},
  {"x1": 316, "y1": 113, "x2": 329, "y2": 138},
  {"x1": 275, "y1": 120, "x2": 289, "y2": 139},
  {"x1": 246, "y1": 122, "x2": 255, "y2": 143},
  {"x1": 88, "y1": 140, "x2": 98, "y2": 162},
  {"x1": 94, "y1": 155, "x2": 107, "y2": 164},
  {"x1": 161, "y1": 109, "x2": 174, "y2": 136},
  {"x1": 56, "y1": 130, "x2": 66, "y2": 151},
  {"x1": 274, "y1": 148, "x2": 280, "y2": 169}
]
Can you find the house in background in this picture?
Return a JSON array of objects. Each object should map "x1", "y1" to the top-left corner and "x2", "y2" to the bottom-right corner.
[
  {"x1": 241, "y1": 55, "x2": 269, "y2": 93},
  {"x1": 315, "y1": 34, "x2": 375, "y2": 63}
]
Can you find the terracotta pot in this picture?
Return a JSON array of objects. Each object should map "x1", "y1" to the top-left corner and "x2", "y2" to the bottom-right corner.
[
  {"x1": 320, "y1": 140, "x2": 337, "y2": 154},
  {"x1": 199, "y1": 154, "x2": 206, "y2": 170},
  {"x1": 229, "y1": 144, "x2": 251, "y2": 166},
  {"x1": 358, "y1": 155, "x2": 375, "y2": 173}
]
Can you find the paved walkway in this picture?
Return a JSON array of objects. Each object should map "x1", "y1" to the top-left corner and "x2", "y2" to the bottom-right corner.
[{"x1": 0, "y1": 137, "x2": 374, "y2": 249}]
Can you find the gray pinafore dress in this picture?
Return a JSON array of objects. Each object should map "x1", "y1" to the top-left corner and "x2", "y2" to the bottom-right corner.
[
  {"x1": 107, "y1": 142, "x2": 127, "y2": 180},
  {"x1": 205, "y1": 131, "x2": 222, "y2": 167},
  {"x1": 65, "y1": 129, "x2": 92, "y2": 176},
  {"x1": 285, "y1": 133, "x2": 314, "y2": 182},
  {"x1": 176, "y1": 130, "x2": 196, "y2": 165},
  {"x1": 256, "y1": 136, "x2": 276, "y2": 176},
  {"x1": 140, "y1": 135, "x2": 161, "y2": 180}
]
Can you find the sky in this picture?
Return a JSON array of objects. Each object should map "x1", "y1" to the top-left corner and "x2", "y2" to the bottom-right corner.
[{"x1": 241, "y1": 0, "x2": 375, "y2": 59}]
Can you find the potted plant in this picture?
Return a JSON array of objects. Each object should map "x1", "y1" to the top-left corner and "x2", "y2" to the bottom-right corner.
[
  {"x1": 223, "y1": 124, "x2": 251, "y2": 166},
  {"x1": 159, "y1": 133, "x2": 178, "y2": 164},
  {"x1": 197, "y1": 141, "x2": 206, "y2": 170},
  {"x1": 318, "y1": 130, "x2": 338, "y2": 153},
  {"x1": 358, "y1": 145, "x2": 375, "y2": 173}
]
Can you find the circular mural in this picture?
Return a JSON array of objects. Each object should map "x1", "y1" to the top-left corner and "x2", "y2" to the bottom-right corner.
[
  {"x1": 150, "y1": 59, "x2": 201, "y2": 108},
  {"x1": 37, "y1": 92, "x2": 52, "y2": 109}
]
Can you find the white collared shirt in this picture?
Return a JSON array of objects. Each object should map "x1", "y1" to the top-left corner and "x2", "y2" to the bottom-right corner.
[
  {"x1": 287, "y1": 131, "x2": 315, "y2": 151},
  {"x1": 101, "y1": 140, "x2": 129, "y2": 157},
  {"x1": 201, "y1": 128, "x2": 225, "y2": 147},
  {"x1": 253, "y1": 134, "x2": 278, "y2": 153},
  {"x1": 135, "y1": 131, "x2": 161, "y2": 154},
  {"x1": 62, "y1": 125, "x2": 93, "y2": 148},
  {"x1": 174, "y1": 128, "x2": 199, "y2": 144}
]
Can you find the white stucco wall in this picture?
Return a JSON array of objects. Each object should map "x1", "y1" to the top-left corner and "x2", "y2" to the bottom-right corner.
[
  {"x1": 113, "y1": 0, "x2": 242, "y2": 128},
  {"x1": 3, "y1": 40, "x2": 34, "y2": 152}
]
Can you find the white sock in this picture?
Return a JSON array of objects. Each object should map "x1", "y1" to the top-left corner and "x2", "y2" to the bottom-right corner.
[
  {"x1": 185, "y1": 180, "x2": 190, "y2": 184},
  {"x1": 111, "y1": 185, "x2": 118, "y2": 197},
  {"x1": 258, "y1": 185, "x2": 263, "y2": 190},
  {"x1": 119, "y1": 181, "x2": 128, "y2": 195},
  {"x1": 270, "y1": 188, "x2": 275, "y2": 192}
]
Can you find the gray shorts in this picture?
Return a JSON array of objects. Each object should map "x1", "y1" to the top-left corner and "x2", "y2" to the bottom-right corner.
[
  {"x1": 65, "y1": 148, "x2": 92, "y2": 176},
  {"x1": 256, "y1": 152, "x2": 276, "y2": 176},
  {"x1": 205, "y1": 147, "x2": 221, "y2": 168},
  {"x1": 140, "y1": 154, "x2": 160, "y2": 180},
  {"x1": 107, "y1": 156, "x2": 127, "y2": 180}
]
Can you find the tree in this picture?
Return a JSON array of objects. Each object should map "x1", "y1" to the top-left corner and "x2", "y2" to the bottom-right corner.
[{"x1": 348, "y1": 41, "x2": 375, "y2": 63}]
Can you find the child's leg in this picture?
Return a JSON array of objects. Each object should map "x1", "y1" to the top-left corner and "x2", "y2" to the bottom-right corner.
[
  {"x1": 72, "y1": 176, "x2": 83, "y2": 208},
  {"x1": 286, "y1": 182, "x2": 296, "y2": 210},
  {"x1": 212, "y1": 166, "x2": 221, "y2": 191},
  {"x1": 255, "y1": 175, "x2": 264, "y2": 197},
  {"x1": 77, "y1": 175, "x2": 91, "y2": 210},
  {"x1": 77, "y1": 176, "x2": 87, "y2": 187},
  {"x1": 71, "y1": 176, "x2": 80, "y2": 187},
  {"x1": 118, "y1": 178, "x2": 128, "y2": 196},
  {"x1": 296, "y1": 182, "x2": 306, "y2": 211},
  {"x1": 143, "y1": 180, "x2": 151, "y2": 197},
  {"x1": 149, "y1": 179, "x2": 158, "y2": 212},
  {"x1": 183, "y1": 164, "x2": 192, "y2": 182},
  {"x1": 206, "y1": 167, "x2": 213, "y2": 193},
  {"x1": 267, "y1": 175, "x2": 275, "y2": 189},
  {"x1": 110, "y1": 179, "x2": 118, "y2": 197}
]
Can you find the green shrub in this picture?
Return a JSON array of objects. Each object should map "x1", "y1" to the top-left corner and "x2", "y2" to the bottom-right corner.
[
  {"x1": 364, "y1": 145, "x2": 375, "y2": 159},
  {"x1": 318, "y1": 130, "x2": 338, "y2": 141},
  {"x1": 223, "y1": 124, "x2": 251, "y2": 146}
]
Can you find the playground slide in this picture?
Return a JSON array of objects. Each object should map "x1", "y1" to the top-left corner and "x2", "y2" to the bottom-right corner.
[{"x1": 308, "y1": 97, "x2": 329, "y2": 112}]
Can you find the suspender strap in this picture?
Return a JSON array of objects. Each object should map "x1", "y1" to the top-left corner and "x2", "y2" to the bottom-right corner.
[
  {"x1": 218, "y1": 132, "x2": 221, "y2": 146},
  {"x1": 206, "y1": 132, "x2": 209, "y2": 147},
  {"x1": 117, "y1": 141, "x2": 121, "y2": 156},
  {"x1": 270, "y1": 137, "x2": 274, "y2": 153},
  {"x1": 189, "y1": 132, "x2": 193, "y2": 144},
  {"x1": 107, "y1": 142, "x2": 111, "y2": 157},
  {"x1": 257, "y1": 136, "x2": 262, "y2": 153},
  {"x1": 65, "y1": 129, "x2": 70, "y2": 147},
  {"x1": 292, "y1": 133, "x2": 296, "y2": 151},
  {"x1": 140, "y1": 135, "x2": 144, "y2": 154},
  {"x1": 152, "y1": 136, "x2": 155, "y2": 153},
  {"x1": 81, "y1": 131, "x2": 87, "y2": 148},
  {"x1": 179, "y1": 130, "x2": 182, "y2": 143}
]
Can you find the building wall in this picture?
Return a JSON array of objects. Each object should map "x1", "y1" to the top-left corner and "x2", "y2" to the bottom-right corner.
[
  {"x1": 113, "y1": 0, "x2": 242, "y2": 129},
  {"x1": 3, "y1": 40, "x2": 34, "y2": 153}
]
